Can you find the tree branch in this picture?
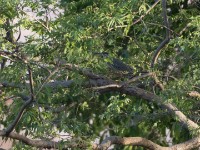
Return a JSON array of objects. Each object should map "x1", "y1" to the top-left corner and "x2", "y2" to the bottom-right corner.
[
  {"x1": 27, "y1": 65, "x2": 34, "y2": 100},
  {"x1": 0, "y1": 130, "x2": 87, "y2": 149},
  {"x1": 95, "y1": 136, "x2": 200, "y2": 150},
  {"x1": 122, "y1": 72, "x2": 154, "y2": 86},
  {"x1": 188, "y1": 91, "x2": 200, "y2": 99},
  {"x1": 29, "y1": 63, "x2": 200, "y2": 130},
  {"x1": 119, "y1": 86, "x2": 199, "y2": 130},
  {"x1": 88, "y1": 77, "x2": 199, "y2": 130},
  {"x1": 3, "y1": 99, "x2": 32, "y2": 135},
  {"x1": 3, "y1": 65, "x2": 34, "y2": 135},
  {"x1": 20, "y1": 9, "x2": 51, "y2": 33},
  {"x1": 1, "y1": 63, "x2": 199, "y2": 131},
  {"x1": 0, "y1": 131, "x2": 199, "y2": 149},
  {"x1": 150, "y1": 0, "x2": 171, "y2": 68},
  {"x1": 149, "y1": 0, "x2": 171, "y2": 91},
  {"x1": 133, "y1": 0, "x2": 161, "y2": 25}
]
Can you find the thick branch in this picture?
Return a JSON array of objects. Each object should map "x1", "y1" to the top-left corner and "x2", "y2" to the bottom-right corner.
[
  {"x1": 2, "y1": 62, "x2": 199, "y2": 131},
  {"x1": 3, "y1": 78, "x2": 198, "y2": 131},
  {"x1": 119, "y1": 86, "x2": 199, "y2": 130},
  {"x1": 0, "y1": 130, "x2": 87, "y2": 149},
  {"x1": 1, "y1": 76, "x2": 199, "y2": 131},
  {"x1": 0, "y1": 63, "x2": 199, "y2": 149},
  {"x1": 88, "y1": 78, "x2": 199, "y2": 130},
  {"x1": 0, "y1": 131, "x2": 200, "y2": 149},
  {"x1": 188, "y1": 91, "x2": 200, "y2": 99},
  {"x1": 0, "y1": 130, "x2": 57, "y2": 148},
  {"x1": 85, "y1": 70, "x2": 199, "y2": 130},
  {"x1": 95, "y1": 136, "x2": 200, "y2": 150}
]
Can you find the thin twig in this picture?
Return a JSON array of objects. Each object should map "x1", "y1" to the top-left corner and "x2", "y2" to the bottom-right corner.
[
  {"x1": 150, "y1": 0, "x2": 171, "y2": 68},
  {"x1": 20, "y1": 9, "x2": 51, "y2": 33},
  {"x1": 27, "y1": 65, "x2": 34, "y2": 100},
  {"x1": 0, "y1": 50, "x2": 25, "y2": 63},
  {"x1": 35, "y1": 67, "x2": 59, "y2": 97},
  {"x1": 179, "y1": 22, "x2": 191, "y2": 35},
  {"x1": 16, "y1": 26, "x2": 21, "y2": 42},
  {"x1": 122, "y1": 72, "x2": 154, "y2": 86},
  {"x1": 133, "y1": 0, "x2": 161, "y2": 25},
  {"x1": 33, "y1": 67, "x2": 59, "y2": 122},
  {"x1": 149, "y1": 0, "x2": 171, "y2": 91},
  {"x1": 146, "y1": 22, "x2": 179, "y2": 36},
  {"x1": 152, "y1": 73, "x2": 164, "y2": 91}
]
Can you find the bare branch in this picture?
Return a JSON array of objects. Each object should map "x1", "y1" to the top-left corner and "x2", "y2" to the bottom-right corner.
[
  {"x1": 0, "y1": 80, "x2": 73, "y2": 90},
  {"x1": 152, "y1": 73, "x2": 164, "y2": 90},
  {"x1": 95, "y1": 136, "x2": 200, "y2": 150},
  {"x1": 91, "y1": 84, "x2": 121, "y2": 90},
  {"x1": 0, "y1": 130, "x2": 199, "y2": 149},
  {"x1": 149, "y1": 0, "x2": 171, "y2": 91},
  {"x1": 179, "y1": 22, "x2": 191, "y2": 35},
  {"x1": 188, "y1": 91, "x2": 200, "y2": 99},
  {"x1": 88, "y1": 77, "x2": 199, "y2": 130},
  {"x1": 146, "y1": 22, "x2": 179, "y2": 36},
  {"x1": 38, "y1": 102, "x2": 78, "y2": 115},
  {"x1": 0, "y1": 130, "x2": 87, "y2": 149},
  {"x1": 120, "y1": 86, "x2": 199, "y2": 130},
  {"x1": 35, "y1": 67, "x2": 59, "y2": 97}
]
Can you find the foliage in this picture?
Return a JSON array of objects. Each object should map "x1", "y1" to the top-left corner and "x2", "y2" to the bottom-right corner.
[{"x1": 0, "y1": 0, "x2": 200, "y2": 149}]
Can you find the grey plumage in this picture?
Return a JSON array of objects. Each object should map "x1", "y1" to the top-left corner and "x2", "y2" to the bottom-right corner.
[
  {"x1": 94, "y1": 52, "x2": 134, "y2": 77},
  {"x1": 107, "y1": 58, "x2": 133, "y2": 74}
]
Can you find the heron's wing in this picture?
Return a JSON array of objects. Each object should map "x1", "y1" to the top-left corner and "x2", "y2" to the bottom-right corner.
[{"x1": 111, "y1": 58, "x2": 133, "y2": 72}]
